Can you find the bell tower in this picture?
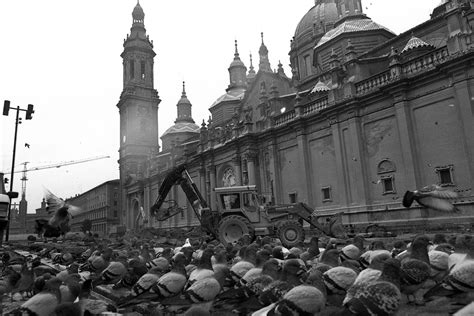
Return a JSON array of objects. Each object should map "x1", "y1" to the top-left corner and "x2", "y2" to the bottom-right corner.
[{"x1": 117, "y1": 1, "x2": 160, "y2": 187}]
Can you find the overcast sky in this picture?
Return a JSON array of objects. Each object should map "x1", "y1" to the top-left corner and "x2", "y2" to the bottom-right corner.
[{"x1": 1, "y1": 0, "x2": 441, "y2": 212}]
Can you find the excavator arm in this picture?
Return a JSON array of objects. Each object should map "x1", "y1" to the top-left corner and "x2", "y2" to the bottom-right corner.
[
  {"x1": 150, "y1": 164, "x2": 219, "y2": 238},
  {"x1": 289, "y1": 203, "x2": 348, "y2": 239}
]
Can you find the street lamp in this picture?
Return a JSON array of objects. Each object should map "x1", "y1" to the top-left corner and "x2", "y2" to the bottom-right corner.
[{"x1": 2, "y1": 100, "x2": 34, "y2": 243}]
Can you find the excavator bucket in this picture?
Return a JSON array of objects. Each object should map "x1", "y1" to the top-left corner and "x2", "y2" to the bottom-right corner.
[{"x1": 153, "y1": 201, "x2": 183, "y2": 221}]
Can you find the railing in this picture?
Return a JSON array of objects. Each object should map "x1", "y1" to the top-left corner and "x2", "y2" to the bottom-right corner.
[
  {"x1": 355, "y1": 47, "x2": 451, "y2": 95},
  {"x1": 274, "y1": 110, "x2": 296, "y2": 126},
  {"x1": 303, "y1": 97, "x2": 329, "y2": 115},
  {"x1": 401, "y1": 46, "x2": 449, "y2": 75},
  {"x1": 355, "y1": 70, "x2": 392, "y2": 95}
]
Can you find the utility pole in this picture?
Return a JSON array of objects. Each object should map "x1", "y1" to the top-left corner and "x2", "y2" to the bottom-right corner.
[{"x1": 2, "y1": 100, "x2": 34, "y2": 242}]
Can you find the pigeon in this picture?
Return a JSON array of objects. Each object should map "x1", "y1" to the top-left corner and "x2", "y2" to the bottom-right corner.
[
  {"x1": 403, "y1": 184, "x2": 460, "y2": 213},
  {"x1": 159, "y1": 275, "x2": 221, "y2": 306},
  {"x1": 92, "y1": 261, "x2": 127, "y2": 286},
  {"x1": 12, "y1": 261, "x2": 35, "y2": 299},
  {"x1": 254, "y1": 285, "x2": 326, "y2": 316},
  {"x1": 185, "y1": 248, "x2": 214, "y2": 290},
  {"x1": 20, "y1": 277, "x2": 63, "y2": 316},
  {"x1": 150, "y1": 252, "x2": 188, "y2": 299},
  {"x1": 44, "y1": 188, "x2": 83, "y2": 231},
  {"x1": 399, "y1": 235, "x2": 431, "y2": 305},
  {"x1": 0, "y1": 266, "x2": 22, "y2": 300}
]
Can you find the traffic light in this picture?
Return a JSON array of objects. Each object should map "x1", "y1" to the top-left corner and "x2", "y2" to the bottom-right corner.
[
  {"x1": 25, "y1": 104, "x2": 34, "y2": 120},
  {"x1": 3, "y1": 100, "x2": 10, "y2": 116}
]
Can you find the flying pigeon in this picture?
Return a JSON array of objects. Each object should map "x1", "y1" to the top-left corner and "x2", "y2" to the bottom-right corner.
[
  {"x1": 44, "y1": 188, "x2": 83, "y2": 229},
  {"x1": 402, "y1": 184, "x2": 460, "y2": 213}
]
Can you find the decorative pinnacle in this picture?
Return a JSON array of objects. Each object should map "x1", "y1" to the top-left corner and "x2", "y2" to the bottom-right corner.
[
  {"x1": 234, "y1": 40, "x2": 239, "y2": 56},
  {"x1": 182, "y1": 81, "x2": 186, "y2": 96}
]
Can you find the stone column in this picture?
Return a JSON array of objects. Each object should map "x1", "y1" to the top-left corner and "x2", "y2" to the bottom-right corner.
[
  {"x1": 232, "y1": 156, "x2": 242, "y2": 186},
  {"x1": 208, "y1": 164, "x2": 217, "y2": 210},
  {"x1": 329, "y1": 116, "x2": 349, "y2": 206},
  {"x1": 144, "y1": 184, "x2": 150, "y2": 227},
  {"x1": 245, "y1": 152, "x2": 258, "y2": 185},
  {"x1": 452, "y1": 77, "x2": 474, "y2": 189},
  {"x1": 295, "y1": 125, "x2": 312, "y2": 204},
  {"x1": 393, "y1": 90, "x2": 420, "y2": 189},
  {"x1": 346, "y1": 111, "x2": 369, "y2": 206}
]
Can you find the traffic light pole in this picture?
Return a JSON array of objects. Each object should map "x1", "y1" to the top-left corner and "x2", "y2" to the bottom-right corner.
[
  {"x1": 5, "y1": 107, "x2": 20, "y2": 242},
  {"x1": 2, "y1": 100, "x2": 34, "y2": 243}
]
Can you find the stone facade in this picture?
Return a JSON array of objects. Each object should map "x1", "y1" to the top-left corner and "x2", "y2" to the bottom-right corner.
[
  {"x1": 67, "y1": 180, "x2": 121, "y2": 235},
  {"x1": 119, "y1": 1, "x2": 474, "y2": 233}
]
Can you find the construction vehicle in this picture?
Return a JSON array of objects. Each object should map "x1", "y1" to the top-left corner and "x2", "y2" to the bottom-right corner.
[{"x1": 150, "y1": 164, "x2": 347, "y2": 248}]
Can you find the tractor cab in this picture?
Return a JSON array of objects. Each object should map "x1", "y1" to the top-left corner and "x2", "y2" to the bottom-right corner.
[{"x1": 215, "y1": 185, "x2": 263, "y2": 223}]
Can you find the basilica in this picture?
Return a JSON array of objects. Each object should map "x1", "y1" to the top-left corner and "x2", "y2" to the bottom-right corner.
[{"x1": 117, "y1": 0, "x2": 474, "y2": 234}]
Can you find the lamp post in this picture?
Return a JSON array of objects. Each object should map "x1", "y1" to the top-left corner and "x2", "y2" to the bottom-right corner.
[{"x1": 2, "y1": 100, "x2": 34, "y2": 242}]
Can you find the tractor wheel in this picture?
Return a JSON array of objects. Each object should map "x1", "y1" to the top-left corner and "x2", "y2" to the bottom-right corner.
[
  {"x1": 278, "y1": 221, "x2": 305, "y2": 248},
  {"x1": 218, "y1": 215, "x2": 254, "y2": 246}
]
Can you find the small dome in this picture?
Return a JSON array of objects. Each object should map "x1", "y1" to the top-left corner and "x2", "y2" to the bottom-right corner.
[
  {"x1": 132, "y1": 2, "x2": 145, "y2": 21},
  {"x1": 310, "y1": 80, "x2": 330, "y2": 93},
  {"x1": 229, "y1": 40, "x2": 246, "y2": 69},
  {"x1": 401, "y1": 36, "x2": 434, "y2": 54},
  {"x1": 316, "y1": 16, "x2": 393, "y2": 48},
  {"x1": 294, "y1": 1, "x2": 339, "y2": 42},
  {"x1": 162, "y1": 122, "x2": 200, "y2": 137},
  {"x1": 210, "y1": 89, "x2": 245, "y2": 109}
]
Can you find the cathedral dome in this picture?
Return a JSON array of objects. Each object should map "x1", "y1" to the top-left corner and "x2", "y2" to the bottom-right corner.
[
  {"x1": 315, "y1": 16, "x2": 393, "y2": 48},
  {"x1": 294, "y1": 0, "x2": 339, "y2": 42},
  {"x1": 132, "y1": 2, "x2": 145, "y2": 21},
  {"x1": 210, "y1": 88, "x2": 245, "y2": 109},
  {"x1": 162, "y1": 122, "x2": 200, "y2": 137}
]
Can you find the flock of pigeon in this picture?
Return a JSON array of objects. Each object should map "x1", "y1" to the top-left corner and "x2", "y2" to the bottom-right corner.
[{"x1": 1, "y1": 230, "x2": 474, "y2": 316}]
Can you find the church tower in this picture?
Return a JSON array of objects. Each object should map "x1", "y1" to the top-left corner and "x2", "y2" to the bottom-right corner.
[{"x1": 117, "y1": 1, "x2": 160, "y2": 186}]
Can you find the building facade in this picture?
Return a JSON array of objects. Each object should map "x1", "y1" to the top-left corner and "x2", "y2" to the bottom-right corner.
[
  {"x1": 67, "y1": 180, "x2": 121, "y2": 235},
  {"x1": 119, "y1": 1, "x2": 474, "y2": 233}
]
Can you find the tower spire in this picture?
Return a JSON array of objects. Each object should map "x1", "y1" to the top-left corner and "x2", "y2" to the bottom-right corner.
[
  {"x1": 176, "y1": 81, "x2": 194, "y2": 123},
  {"x1": 227, "y1": 39, "x2": 247, "y2": 91},
  {"x1": 258, "y1": 32, "x2": 272, "y2": 72},
  {"x1": 248, "y1": 52, "x2": 256, "y2": 79}
]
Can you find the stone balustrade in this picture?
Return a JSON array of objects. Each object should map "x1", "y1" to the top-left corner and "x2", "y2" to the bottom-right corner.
[
  {"x1": 274, "y1": 110, "x2": 296, "y2": 126},
  {"x1": 303, "y1": 97, "x2": 329, "y2": 115}
]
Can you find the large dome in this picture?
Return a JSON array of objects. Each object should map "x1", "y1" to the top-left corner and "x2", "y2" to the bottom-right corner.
[
  {"x1": 316, "y1": 16, "x2": 394, "y2": 48},
  {"x1": 294, "y1": 0, "x2": 339, "y2": 42},
  {"x1": 162, "y1": 122, "x2": 200, "y2": 137}
]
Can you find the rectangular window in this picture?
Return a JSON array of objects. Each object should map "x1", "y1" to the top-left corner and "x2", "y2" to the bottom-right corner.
[
  {"x1": 130, "y1": 60, "x2": 135, "y2": 79},
  {"x1": 114, "y1": 210, "x2": 117, "y2": 217},
  {"x1": 114, "y1": 201, "x2": 117, "y2": 206},
  {"x1": 322, "y1": 186, "x2": 332, "y2": 202},
  {"x1": 141, "y1": 61, "x2": 146, "y2": 79},
  {"x1": 381, "y1": 176, "x2": 396, "y2": 194},
  {"x1": 436, "y1": 165, "x2": 454, "y2": 186},
  {"x1": 289, "y1": 192, "x2": 297, "y2": 203}
]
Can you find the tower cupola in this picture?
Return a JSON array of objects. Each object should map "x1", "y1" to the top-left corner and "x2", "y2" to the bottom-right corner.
[
  {"x1": 258, "y1": 32, "x2": 272, "y2": 72},
  {"x1": 176, "y1": 81, "x2": 195, "y2": 124},
  {"x1": 227, "y1": 40, "x2": 247, "y2": 91}
]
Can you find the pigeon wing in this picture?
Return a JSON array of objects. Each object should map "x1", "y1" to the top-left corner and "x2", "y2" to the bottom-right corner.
[
  {"x1": 67, "y1": 204, "x2": 83, "y2": 218},
  {"x1": 416, "y1": 196, "x2": 459, "y2": 213},
  {"x1": 44, "y1": 188, "x2": 65, "y2": 214},
  {"x1": 425, "y1": 187, "x2": 458, "y2": 200}
]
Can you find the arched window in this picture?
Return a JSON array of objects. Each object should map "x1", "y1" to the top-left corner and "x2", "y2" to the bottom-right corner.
[
  {"x1": 222, "y1": 167, "x2": 236, "y2": 187},
  {"x1": 377, "y1": 159, "x2": 396, "y2": 194}
]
